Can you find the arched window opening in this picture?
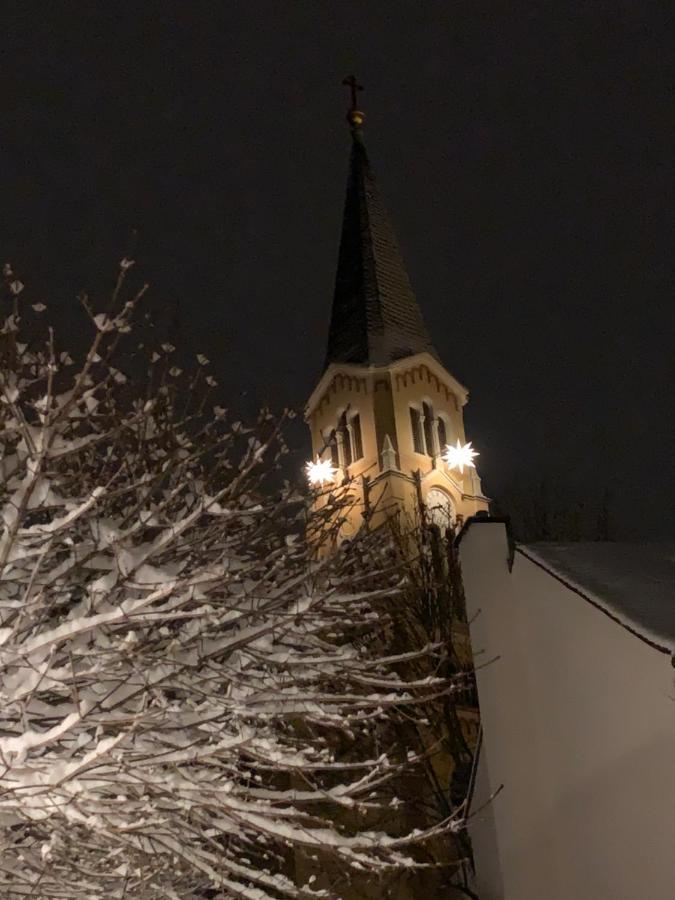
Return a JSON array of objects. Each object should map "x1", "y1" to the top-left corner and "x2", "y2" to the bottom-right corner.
[
  {"x1": 411, "y1": 403, "x2": 450, "y2": 458},
  {"x1": 332, "y1": 411, "x2": 364, "y2": 469}
]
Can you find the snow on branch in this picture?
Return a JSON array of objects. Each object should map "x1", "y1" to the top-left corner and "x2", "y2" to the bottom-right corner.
[{"x1": 0, "y1": 266, "x2": 466, "y2": 898}]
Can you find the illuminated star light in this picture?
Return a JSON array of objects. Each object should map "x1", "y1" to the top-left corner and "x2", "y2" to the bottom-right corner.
[
  {"x1": 443, "y1": 440, "x2": 479, "y2": 475},
  {"x1": 305, "y1": 457, "x2": 337, "y2": 486}
]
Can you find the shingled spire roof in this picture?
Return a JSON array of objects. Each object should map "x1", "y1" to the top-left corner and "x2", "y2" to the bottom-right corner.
[{"x1": 324, "y1": 89, "x2": 438, "y2": 370}]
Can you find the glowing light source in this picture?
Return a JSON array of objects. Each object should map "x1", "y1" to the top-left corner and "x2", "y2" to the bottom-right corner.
[
  {"x1": 305, "y1": 457, "x2": 337, "y2": 486},
  {"x1": 443, "y1": 440, "x2": 479, "y2": 475}
]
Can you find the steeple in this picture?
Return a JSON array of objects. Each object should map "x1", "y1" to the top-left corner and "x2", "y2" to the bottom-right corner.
[
  {"x1": 306, "y1": 80, "x2": 488, "y2": 540},
  {"x1": 324, "y1": 79, "x2": 437, "y2": 370}
]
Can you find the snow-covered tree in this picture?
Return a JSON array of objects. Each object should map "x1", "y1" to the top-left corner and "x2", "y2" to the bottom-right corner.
[{"x1": 0, "y1": 263, "x2": 467, "y2": 899}]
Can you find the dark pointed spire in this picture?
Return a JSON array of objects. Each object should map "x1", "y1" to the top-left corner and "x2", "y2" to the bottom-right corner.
[{"x1": 323, "y1": 80, "x2": 438, "y2": 370}]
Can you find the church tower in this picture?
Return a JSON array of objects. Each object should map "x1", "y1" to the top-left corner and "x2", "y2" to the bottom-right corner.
[{"x1": 305, "y1": 80, "x2": 489, "y2": 536}]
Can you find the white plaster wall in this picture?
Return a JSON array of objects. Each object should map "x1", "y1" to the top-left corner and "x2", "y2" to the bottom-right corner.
[
  {"x1": 468, "y1": 743, "x2": 503, "y2": 900},
  {"x1": 459, "y1": 522, "x2": 675, "y2": 900}
]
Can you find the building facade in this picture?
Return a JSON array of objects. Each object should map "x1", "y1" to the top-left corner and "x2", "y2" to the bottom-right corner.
[{"x1": 459, "y1": 521, "x2": 675, "y2": 900}]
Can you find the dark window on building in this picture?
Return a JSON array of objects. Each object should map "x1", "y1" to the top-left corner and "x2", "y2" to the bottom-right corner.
[
  {"x1": 410, "y1": 407, "x2": 424, "y2": 454},
  {"x1": 437, "y1": 415, "x2": 447, "y2": 452},
  {"x1": 329, "y1": 433, "x2": 340, "y2": 469},
  {"x1": 423, "y1": 402, "x2": 435, "y2": 457},
  {"x1": 338, "y1": 412, "x2": 352, "y2": 466},
  {"x1": 350, "y1": 414, "x2": 363, "y2": 461}
]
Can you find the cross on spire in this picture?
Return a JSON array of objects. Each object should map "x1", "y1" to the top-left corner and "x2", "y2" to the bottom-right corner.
[
  {"x1": 342, "y1": 75, "x2": 365, "y2": 130},
  {"x1": 342, "y1": 75, "x2": 363, "y2": 111}
]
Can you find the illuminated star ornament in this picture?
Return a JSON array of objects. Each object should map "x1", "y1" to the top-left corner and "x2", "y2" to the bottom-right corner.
[
  {"x1": 305, "y1": 457, "x2": 337, "y2": 486},
  {"x1": 443, "y1": 440, "x2": 479, "y2": 475}
]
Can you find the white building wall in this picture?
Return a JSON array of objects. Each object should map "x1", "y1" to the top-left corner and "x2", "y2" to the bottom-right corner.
[{"x1": 459, "y1": 522, "x2": 675, "y2": 900}]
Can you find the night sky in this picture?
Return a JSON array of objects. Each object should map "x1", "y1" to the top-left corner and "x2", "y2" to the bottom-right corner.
[{"x1": 2, "y1": 3, "x2": 672, "y2": 538}]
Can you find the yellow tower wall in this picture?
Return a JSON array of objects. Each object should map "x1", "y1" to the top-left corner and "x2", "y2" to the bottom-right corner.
[{"x1": 306, "y1": 352, "x2": 488, "y2": 535}]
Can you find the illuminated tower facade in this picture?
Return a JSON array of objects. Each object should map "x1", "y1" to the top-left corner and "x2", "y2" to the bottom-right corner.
[{"x1": 306, "y1": 82, "x2": 489, "y2": 535}]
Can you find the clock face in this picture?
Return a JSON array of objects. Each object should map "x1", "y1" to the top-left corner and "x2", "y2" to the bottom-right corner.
[{"x1": 426, "y1": 488, "x2": 456, "y2": 531}]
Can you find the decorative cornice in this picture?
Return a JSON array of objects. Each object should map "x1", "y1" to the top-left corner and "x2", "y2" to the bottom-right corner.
[{"x1": 305, "y1": 351, "x2": 468, "y2": 419}]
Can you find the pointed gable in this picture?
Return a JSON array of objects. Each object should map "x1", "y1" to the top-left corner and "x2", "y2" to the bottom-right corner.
[{"x1": 324, "y1": 131, "x2": 438, "y2": 370}]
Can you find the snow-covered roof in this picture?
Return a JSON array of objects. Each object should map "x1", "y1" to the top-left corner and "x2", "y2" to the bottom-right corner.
[{"x1": 518, "y1": 542, "x2": 675, "y2": 651}]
